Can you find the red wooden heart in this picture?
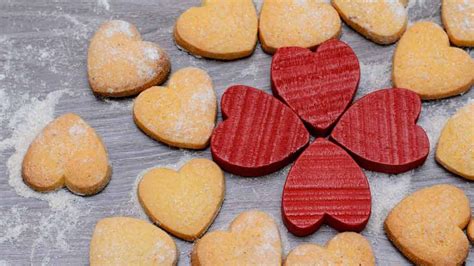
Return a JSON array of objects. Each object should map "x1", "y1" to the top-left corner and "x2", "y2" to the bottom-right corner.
[
  {"x1": 331, "y1": 88, "x2": 430, "y2": 174},
  {"x1": 211, "y1": 85, "x2": 309, "y2": 177},
  {"x1": 271, "y1": 39, "x2": 360, "y2": 135},
  {"x1": 282, "y1": 138, "x2": 371, "y2": 236}
]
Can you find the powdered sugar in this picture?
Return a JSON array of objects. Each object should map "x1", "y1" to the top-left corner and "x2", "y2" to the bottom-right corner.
[
  {"x1": 143, "y1": 46, "x2": 161, "y2": 61},
  {"x1": 97, "y1": 0, "x2": 110, "y2": 11},
  {"x1": 105, "y1": 20, "x2": 134, "y2": 38}
]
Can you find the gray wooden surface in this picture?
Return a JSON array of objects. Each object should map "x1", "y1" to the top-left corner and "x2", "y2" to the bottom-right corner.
[{"x1": 0, "y1": 0, "x2": 473, "y2": 265}]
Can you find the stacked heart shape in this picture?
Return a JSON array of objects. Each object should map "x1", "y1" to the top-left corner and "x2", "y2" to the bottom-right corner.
[{"x1": 211, "y1": 39, "x2": 430, "y2": 236}]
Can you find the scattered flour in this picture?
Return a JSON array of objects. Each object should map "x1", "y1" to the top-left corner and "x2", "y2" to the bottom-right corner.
[{"x1": 97, "y1": 0, "x2": 110, "y2": 11}]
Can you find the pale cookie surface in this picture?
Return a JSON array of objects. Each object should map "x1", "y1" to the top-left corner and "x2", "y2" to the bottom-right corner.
[
  {"x1": 192, "y1": 210, "x2": 282, "y2": 266},
  {"x1": 259, "y1": 0, "x2": 341, "y2": 54},
  {"x1": 385, "y1": 184, "x2": 471, "y2": 265},
  {"x1": 331, "y1": 0, "x2": 408, "y2": 44},
  {"x1": 133, "y1": 67, "x2": 216, "y2": 149},
  {"x1": 138, "y1": 158, "x2": 225, "y2": 241},
  {"x1": 442, "y1": 0, "x2": 474, "y2": 47},
  {"x1": 174, "y1": 0, "x2": 258, "y2": 60},
  {"x1": 393, "y1": 21, "x2": 474, "y2": 100},
  {"x1": 22, "y1": 113, "x2": 110, "y2": 196},
  {"x1": 436, "y1": 103, "x2": 474, "y2": 180},
  {"x1": 285, "y1": 232, "x2": 375, "y2": 266},
  {"x1": 467, "y1": 219, "x2": 474, "y2": 242},
  {"x1": 90, "y1": 217, "x2": 177, "y2": 266},
  {"x1": 88, "y1": 20, "x2": 170, "y2": 97}
]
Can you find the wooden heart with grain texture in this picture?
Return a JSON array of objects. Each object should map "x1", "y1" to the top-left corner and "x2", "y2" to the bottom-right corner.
[
  {"x1": 88, "y1": 20, "x2": 170, "y2": 97},
  {"x1": 259, "y1": 0, "x2": 341, "y2": 54},
  {"x1": 210, "y1": 85, "x2": 309, "y2": 176},
  {"x1": 90, "y1": 217, "x2": 177, "y2": 266},
  {"x1": 174, "y1": 0, "x2": 258, "y2": 60},
  {"x1": 436, "y1": 103, "x2": 474, "y2": 180},
  {"x1": 133, "y1": 67, "x2": 216, "y2": 149},
  {"x1": 138, "y1": 159, "x2": 225, "y2": 241},
  {"x1": 331, "y1": 88, "x2": 429, "y2": 174},
  {"x1": 285, "y1": 232, "x2": 375, "y2": 266},
  {"x1": 282, "y1": 138, "x2": 371, "y2": 236},
  {"x1": 393, "y1": 21, "x2": 474, "y2": 99},
  {"x1": 271, "y1": 39, "x2": 360, "y2": 135},
  {"x1": 332, "y1": 0, "x2": 408, "y2": 44},
  {"x1": 22, "y1": 113, "x2": 111, "y2": 196},
  {"x1": 192, "y1": 210, "x2": 282, "y2": 266},
  {"x1": 385, "y1": 184, "x2": 471, "y2": 265}
]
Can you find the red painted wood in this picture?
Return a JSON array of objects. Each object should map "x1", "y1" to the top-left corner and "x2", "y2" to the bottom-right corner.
[
  {"x1": 282, "y1": 138, "x2": 371, "y2": 236},
  {"x1": 331, "y1": 88, "x2": 430, "y2": 174},
  {"x1": 271, "y1": 39, "x2": 360, "y2": 135},
  {"x1": 211, "y1": 85, "x2": 310, "y2": 177}
]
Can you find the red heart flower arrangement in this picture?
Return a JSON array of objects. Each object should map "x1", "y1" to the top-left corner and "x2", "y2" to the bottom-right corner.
[{"x1": 211, "y1": 39, "x2": 430, "y2": 236}]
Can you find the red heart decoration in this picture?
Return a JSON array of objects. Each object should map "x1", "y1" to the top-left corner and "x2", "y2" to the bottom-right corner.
[
  {"x1": 331, "y1": 88, "x2": 430, "y2": 174},
  {"x1": 271, "y1": 39, "x2": 360, "y2": 135},
  {"x1": 282, "y1": 138, "x2": 371, "y2": 236},
  {"x1": 211, "y1": 86, "x2": 309, "y2": 177}
]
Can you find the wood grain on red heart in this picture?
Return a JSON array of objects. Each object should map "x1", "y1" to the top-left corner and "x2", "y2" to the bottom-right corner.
[
  {"x1": 211, "y1": 86, "x2": 309, "y2": 177},
  {"x1": 331, "y1": 88, "x2": 429, "y2": 174},
  {"x1": 271, "y1": 39, "x2": 360, "y2": 135},
  {"x1": 282, "y1": 138, "x2": 371, "y2": 236}
]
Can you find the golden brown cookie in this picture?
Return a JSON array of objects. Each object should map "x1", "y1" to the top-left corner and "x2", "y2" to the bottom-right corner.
[
  {"x1": 133, "y1": 67, "x2": 216, "y2": 149},
  {"x1": 436, "y1": 103, "x2": 474, "y2": 180},
  {"x1": 331, "y1": 0, "x2": 408, "y2": 44},
  {"x1": 285, "y1": 232, "x2": 375, "y2": 266},
  {"x1": 467, "y1": 219, "x2": 474, "y2": 242},
  {"x1": 393, "y1": 21, "x2": 474, "y2": 100},
  {"x1": 174, "y1": 0, "x2": 258, "y2": 60},
  {"x1": 138, "y1": 158, "x2": 225, "y2": 241},
  {"x1": 90, "y1": 217, "x2": 177, "y2": 266},
  {"x1": 192, "y1": 210, "x2": 282, "y2": 266},
  {"x1": 88, "y1": 20, "x2": 170, "y2": 97},
  {"x1": 22, "y1": 113, "x2": 111, "y2": 196},
  {"x1": 442, "y1": 0, "x2": 474, "y2": 47},
  {"x1": 259, "y1": 0, "x2": 341, "y2": 54},
  {"x1": 384, "y1": 184, "x2": 471, "y2": 265}
]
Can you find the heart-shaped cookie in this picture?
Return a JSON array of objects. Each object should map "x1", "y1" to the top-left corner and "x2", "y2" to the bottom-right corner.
[
  {"x1": 174, "y1": 0, "x2": 258, "y2": 60},
  {"x1": 285, "y1": 232, "x2": 375, "y2": 266},
  {"x1": 192, "y1": 210, "x2": 282, "y2": 266},
  {"x1": 138, "y1": 158, "x2": 225, "y2": 241},
  {"x1": 442, "y1": 0, "x2": 474, "y2": 47},
  {"x1": 133, "y1": 67, "x2": 216, "y2": 149},
  {"x1": 22, "y1": 113, "x2": 111, "y2": 196},
  {"x1": 271, "y1": 39, "x2": 360, "y2": 135},
  {"x1": 331, "y1": 88, "x2": 429, "y2": 174},
  {"x1": 211, "y1": 85, "x2": 309, "y2": 176},
  {"x1": 436, "y1": 103, "x2": 474, "y2": 180},
  {"x1": 88, "y1": 20, "x2": 170, "y2": 97},
  {"x1": 467, "y1": 219, "x2": 474, "y2": 242},
  {"x1": 384, "y1": 184, "x2": 471, "y2": 265},
  {"x1": 282, "y1": 138, "x2": 371, "y2": 236},
  {"x1": 393, "y1": 21, "x2": 474, "y2": 100},
  {"x1": 90, "y1": 217, "x2": 177, "y2": 265},
  {"x1": 332, "y1": 0, "x2": 408, "y2": 44},
  {"x1": 259, "y1": 0, "x2": 341, "y2": 54}
]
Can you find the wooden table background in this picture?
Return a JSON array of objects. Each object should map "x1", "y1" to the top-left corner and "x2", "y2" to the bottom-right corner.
[{"x1": 0, "y1": 0, "x2": 473, "y2": 265}]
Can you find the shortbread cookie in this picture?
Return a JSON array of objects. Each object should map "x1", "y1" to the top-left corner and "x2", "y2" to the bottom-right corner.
[
  {"x1": 467, "y1": 219, "x2": 474, "y2": 242},
  {"x1": 385, "y1": 184, "x2": 471, "y2": 265},
  {"x1": 90, "y1": 217, "x2": 177, "y2": 266},
  {"x1": 88, "y1": 20, "x2": 170, "y2": 97},
  {"x1": 192, "y1": 210, "x2": 282, "y2": 266},
  {"x1": 259, "y1": 0, "x2": 341, "y2": 54},
  {"x1": 133, "y1": 67, "x2": 216, "y2": 149},
  {"x1": 174, "y1": 0, "x2": 258, "y2": 60},
  {"x1": 393, "y1": 21, "x2": 474, "y2": 100},
  {"x1": 285, "y1": 232, "x2": 375, "y2": 266},
  {"x1": 331, "y1": 0, "x2": 408, "y2": 44},
  {"x1": 442, "y1": 0, "x2": 474, "y2": 47},
  {"x1": 436, "y1": 103, "x2": 474, "y2": 180},
  {"x1": 138, "y1": 158, "x2": 225, "y2": 241},
  {"x1": 22, "y1": 113, "x2": 111, "y2": 195}
]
